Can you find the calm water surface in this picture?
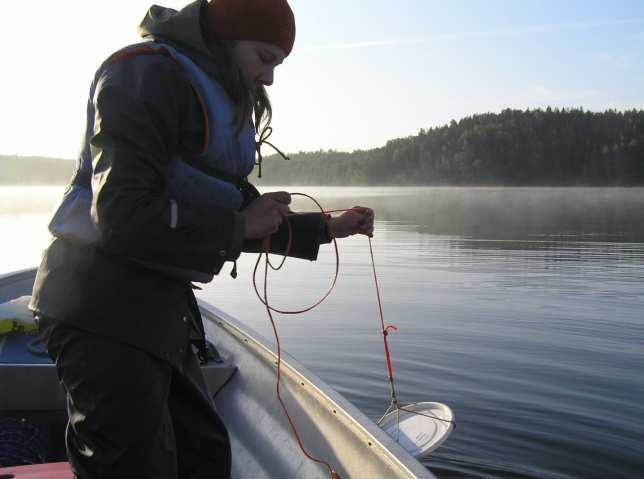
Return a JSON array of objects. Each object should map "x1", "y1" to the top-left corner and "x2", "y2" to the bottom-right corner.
[{"x1": 2, "y1": 186, "x2": 643, "y2": 478}]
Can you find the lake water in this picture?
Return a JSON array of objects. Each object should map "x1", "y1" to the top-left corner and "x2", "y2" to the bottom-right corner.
[{"x1": 1, "y1": 186, "x2": 643, "y2": 478}]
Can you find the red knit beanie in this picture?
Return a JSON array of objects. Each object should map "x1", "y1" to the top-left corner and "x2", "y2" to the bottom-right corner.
[{"x1": 205, "y1": 0, "x2": 296, "y2": 56}]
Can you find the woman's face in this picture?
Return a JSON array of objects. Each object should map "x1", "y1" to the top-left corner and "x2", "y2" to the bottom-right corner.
[{"x1": 231, "y1": 41, "x2": 286, "y2": 90}]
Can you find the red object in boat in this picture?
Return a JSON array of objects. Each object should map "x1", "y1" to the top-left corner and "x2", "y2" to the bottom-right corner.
[{"x1": 0, "y1": 462, "x2": 72, "y2": 479}]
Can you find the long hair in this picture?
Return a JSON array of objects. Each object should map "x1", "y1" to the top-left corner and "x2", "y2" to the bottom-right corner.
[{"x1": 200, "y1": 5, "x2": 272, "y2": 135}]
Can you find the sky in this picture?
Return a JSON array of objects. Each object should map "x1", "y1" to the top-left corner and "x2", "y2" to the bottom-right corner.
[{"x1": 1, "y1": 0, "x2": 643, "y2": 159}]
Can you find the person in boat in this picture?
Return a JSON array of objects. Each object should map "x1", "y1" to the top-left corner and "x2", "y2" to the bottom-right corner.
[{"x1": 29, "y1": 0, "x2": 374, "y2": 477}]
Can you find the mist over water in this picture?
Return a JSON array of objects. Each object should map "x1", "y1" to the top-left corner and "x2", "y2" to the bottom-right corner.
[
  {"x1": 2, "y1": 186, "x2": 643, "y2": 478},
  {"x1": 284, "y1": 186, "x2": 644, "y2": 241},
  {"x1": 0, "y1": 186, "x2": 64, "y2": 272},
  {"x1": 0, "y1": 186, "x2": 65, "y2": 215}
]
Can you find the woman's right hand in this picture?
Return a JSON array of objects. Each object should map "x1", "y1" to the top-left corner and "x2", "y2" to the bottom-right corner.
[{"x1": 241, "y1": 191, "x2": 291, "y2": 239}]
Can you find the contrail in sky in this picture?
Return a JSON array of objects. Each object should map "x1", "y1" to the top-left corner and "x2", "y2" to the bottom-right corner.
[{"x1": 300, "y1": 18, "x2": 644, "y2": 52}]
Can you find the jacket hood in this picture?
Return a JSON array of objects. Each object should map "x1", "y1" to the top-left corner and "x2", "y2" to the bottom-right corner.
[{"x1": 138, "y1": 0, "x2": 212, "y2": 57}]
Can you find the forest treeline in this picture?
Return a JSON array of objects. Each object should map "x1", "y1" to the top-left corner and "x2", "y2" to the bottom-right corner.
[
  {"x1": 0, "y1": 156, "x2": 74, "y2": 185},
  {"x1": 254, "y1": 108, "x2": 644, "y2": 186},
  {"x1": 2, "y1": 108, "x2": 642, "y2": 186}
]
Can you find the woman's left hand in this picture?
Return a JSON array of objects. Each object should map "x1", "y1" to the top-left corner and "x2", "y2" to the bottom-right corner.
[{"x1": 327, "y1": 207, "x2": 374, "y2": 239}]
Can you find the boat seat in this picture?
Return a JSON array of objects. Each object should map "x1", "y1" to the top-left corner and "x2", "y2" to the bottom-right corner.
[
  {"x1": 201, "y1": 356, "x2": 237, "y2": 398},
  {"x1": 0, "y1": 332, "x2": 237, "y2": 411}
]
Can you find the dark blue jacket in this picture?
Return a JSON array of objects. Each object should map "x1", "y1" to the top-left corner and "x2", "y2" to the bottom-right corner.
[{"x1": 30, "y1": 1, "x2": 329, "y2": 364}]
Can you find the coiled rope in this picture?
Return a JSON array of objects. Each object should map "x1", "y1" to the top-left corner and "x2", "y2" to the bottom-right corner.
[{"x1": 252, "y1": 192, "x2": 396, "y2": 479}]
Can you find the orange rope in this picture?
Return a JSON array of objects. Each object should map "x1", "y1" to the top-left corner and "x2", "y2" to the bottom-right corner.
[
  {"x1": 368, "y1": 238, "x2": 398, "y2": 385},
  {"x1": 252, "y1": 193, "x2": 344, "y2": 315},
  {"x1": 254, "y1": 193, "x2": 343, "y2": 477},
  {"x1": 259, "y1": 246, "x2": 340, "y2": 479},
  {"x1": 252, "y1": 192, "x2": 393, "y2": 479}
]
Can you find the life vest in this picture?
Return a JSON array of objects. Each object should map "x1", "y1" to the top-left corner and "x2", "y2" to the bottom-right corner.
[{"x1": 48, "y1": 41, "x2": 256, "y2": 247}]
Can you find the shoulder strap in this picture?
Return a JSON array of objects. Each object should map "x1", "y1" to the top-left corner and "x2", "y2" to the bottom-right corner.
[{"x1": 104, "y1": 43, "x2": 210, "y2": 154}]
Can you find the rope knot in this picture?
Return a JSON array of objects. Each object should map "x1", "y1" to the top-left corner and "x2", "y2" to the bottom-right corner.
[
  {"x1": 256, "y1": 125, "x2": 290, "y2": 178},
  {"x1": 383, "y1": 325, "x2": 398, "y2": 337}
]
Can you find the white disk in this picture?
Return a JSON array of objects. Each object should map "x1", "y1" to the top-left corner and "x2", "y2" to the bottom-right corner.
[{"x1": 379, "y1": 401, "x2": 454, "y2": 458}]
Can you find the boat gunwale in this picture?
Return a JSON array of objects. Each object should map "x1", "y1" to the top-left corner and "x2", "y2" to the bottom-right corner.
[
  {"x1": 198, "y1": 299, "x2": 434, "y2": 478},
  {"x1": 0, "y1": 267, "x2": 37, "y2": 288}
]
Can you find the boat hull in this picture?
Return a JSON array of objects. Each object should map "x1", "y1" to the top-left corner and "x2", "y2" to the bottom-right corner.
[{"x1": 0, "y1": 268, "x2": 435, "y2": 478}]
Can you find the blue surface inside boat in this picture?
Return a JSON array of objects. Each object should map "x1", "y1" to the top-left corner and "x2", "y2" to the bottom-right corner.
[{"x1": 0, "y1": 332, "x2": 51, "y2": 364}]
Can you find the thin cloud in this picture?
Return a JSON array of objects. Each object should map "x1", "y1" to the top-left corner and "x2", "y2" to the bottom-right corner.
[
  {"x1": 300, "y1": 18, "x2": 644, "y2": 52},
  {"x1": 301, "y1": 40, "x2": 404, "y2": 52},
  {"x1": 597, "y1": 52, "x2": 632, "y2": 68}
]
